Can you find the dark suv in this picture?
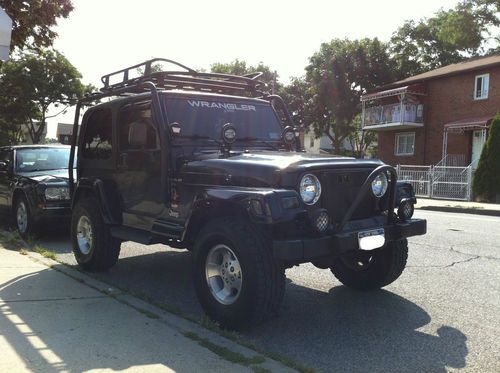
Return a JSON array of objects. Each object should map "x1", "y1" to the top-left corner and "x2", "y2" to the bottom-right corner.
[{"x1": 69, "y1": 59, "x2": 426, "y2": 329}]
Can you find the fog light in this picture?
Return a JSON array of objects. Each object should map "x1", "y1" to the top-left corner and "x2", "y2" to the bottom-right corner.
[
  {"x1": 315, "y1": 211, "x2": 330, "y2": 233},
  {"x1": 398, "y1": 200, "x2": 414, "y2": 220}
]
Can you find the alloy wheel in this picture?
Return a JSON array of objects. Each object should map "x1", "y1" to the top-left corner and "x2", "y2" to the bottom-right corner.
[
  {"x1": 205, "y1": 244, "x2": 243, "y2": 305},
  {"x1": 76, "y1": 215, "x2": 93, "y2": 255}
]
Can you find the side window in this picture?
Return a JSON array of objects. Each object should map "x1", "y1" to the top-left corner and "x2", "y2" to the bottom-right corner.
[
  {"x1": 118, "y1": 104, "x2": 157, "y2": 150},
  {"x1": 0, "y1": 149, "x2": 11, "y2": 172},
  {"x1": 82, "y1": 109, "x2": 113, "y2": 160},
  {"x1": 0, "y1": 149, "x2": 11, "y2": 163},
  {"x1": 474, "y1": 74, "x2": 489, "y2": 100}
]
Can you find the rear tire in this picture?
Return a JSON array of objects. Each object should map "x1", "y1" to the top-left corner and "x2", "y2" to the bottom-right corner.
[
  {"x1": 330, "y1": 239, "x2": 408, "y2": 291},
  {"x1": 71, "y1": 198, "x2": 121, "y2": 271},
  {"x1": 193, "y1": 217, "x2": 285, "y2": 330}
]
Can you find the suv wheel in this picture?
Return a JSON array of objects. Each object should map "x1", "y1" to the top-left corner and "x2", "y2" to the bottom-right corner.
[
  {"x1": 193, "y1": 217, "x2": 285, "y2": 330},
  {"x1": 71, "y1": 198, "x2": 121, "y2": 271},
  {"x1": 330, "y1": 239, "x2": 408, "y2": 291},
  {"x1": 14, "y1": 195, "x2": 36, "y2": 238}
]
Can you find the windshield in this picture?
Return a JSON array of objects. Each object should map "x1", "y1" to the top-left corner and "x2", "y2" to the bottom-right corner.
[
  {"x1": 165, "y1": 97, "x2": 283, "y2": 141},
  {"x1": 15, "y1": 148, "x2": 71, "y2": 172}
]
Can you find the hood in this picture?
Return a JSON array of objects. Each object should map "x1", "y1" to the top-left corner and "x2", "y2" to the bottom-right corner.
[
  {"x1": 181, "y1": 152, "x2": 383, "y2": 188},
  {"x1": 19, "y1": 169, "x2": 72, "y2": 185}
]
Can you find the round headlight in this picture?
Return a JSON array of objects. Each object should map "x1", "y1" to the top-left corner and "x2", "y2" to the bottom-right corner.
[
  {"x1": 300, "y1": 174, "x2": 321, "y2": 205},
  {"x1": 371, "y1": 173, "x2": 388, "y2": 198}
]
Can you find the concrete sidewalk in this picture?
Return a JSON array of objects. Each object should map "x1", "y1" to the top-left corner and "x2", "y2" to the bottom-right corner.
[
  {"x1": 416, "y1": 198, "x2": 500, "y2": 216},
  {"x1": 0, "y1": 246, "x2": 293, "y2": 372}
]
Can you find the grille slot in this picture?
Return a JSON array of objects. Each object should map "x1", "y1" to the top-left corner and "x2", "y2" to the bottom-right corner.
[{"x1": 319, "y1": 170, "x2": 378, "y2": 223}]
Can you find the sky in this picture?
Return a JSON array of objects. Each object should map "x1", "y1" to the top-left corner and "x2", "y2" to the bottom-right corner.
[{"x1": 46, "y1": 0, "x2": 461, "y2": 137}]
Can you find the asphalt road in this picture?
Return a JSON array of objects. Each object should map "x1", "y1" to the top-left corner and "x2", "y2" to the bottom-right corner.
[{"x1": 25, "y1": 210, "x2": 500, "y2": 372}]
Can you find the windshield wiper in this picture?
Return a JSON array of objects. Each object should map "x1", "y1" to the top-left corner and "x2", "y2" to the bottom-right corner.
[{"x1": 235, "y1": 137, "x2": 280, "y2": 151}]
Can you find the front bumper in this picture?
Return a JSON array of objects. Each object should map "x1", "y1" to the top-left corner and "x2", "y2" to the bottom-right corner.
[
  {"x1": 273, "y1": 218, "x2": 426, "y2": 262},
  {"x1": 33, "y1": 205, "x2": 71, "y2": 222}
]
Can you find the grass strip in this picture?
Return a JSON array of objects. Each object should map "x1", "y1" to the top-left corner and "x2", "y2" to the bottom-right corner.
[{"x1": 183, "y1": 331, "x2": 265, "y2": 366}]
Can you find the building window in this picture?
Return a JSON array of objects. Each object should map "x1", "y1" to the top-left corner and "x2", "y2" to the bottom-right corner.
[
  {"x1": 395, "y1": 132, "x2": 415, "y2": 156},
  {"x1": 474, "y1": 74, "x2": 489, "y2": 100},
  {"x1": 309, "y1": 136, "x2": 314, "y2": 148}
]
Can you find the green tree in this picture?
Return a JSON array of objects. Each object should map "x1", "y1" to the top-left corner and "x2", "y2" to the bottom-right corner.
[
  {"x1": 0, "y1": 49, "x2": 90, "y2": 144},
  {"x1": 277, "y1": 77, "x2": 311, "y2": 129},
  {"x1": 346, "y1": 115, "x2": 378, "y2": 158},
  {"x1": 0, "y1": 0, "x2": 73, "y2": 51},
  {"x1": 390, "y1": 0, "x2": 500, "y2": 78},
  {"x1": 473, "y1": 114, "x2": 500, "y2": 201},
  {"x1": 305, "y1": 38, "x2": 395, "y2": 154},
  {"x1": 210, "y1": 59, "x2": 280, "y2": 92}
]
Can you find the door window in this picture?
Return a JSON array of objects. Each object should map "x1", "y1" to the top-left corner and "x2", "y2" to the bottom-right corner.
[{"x1": 119, "y1": 104, "x2": 157, "y2": 150}]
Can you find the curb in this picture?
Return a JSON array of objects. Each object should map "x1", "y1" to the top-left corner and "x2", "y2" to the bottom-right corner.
[
  {"x1": 417, "y1": 205, "x2": 500, "y2": 217},
  {"x1": 24, "y1": 251, "x2": 298, "y2": 373}
]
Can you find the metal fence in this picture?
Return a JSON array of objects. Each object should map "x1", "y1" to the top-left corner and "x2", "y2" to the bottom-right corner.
[
  {"x1": 397, "y1": 165, "x2": 432, "y2": 197},
  {"x1": 397, "y1": 165, "x2": 472, "y2": 201}
]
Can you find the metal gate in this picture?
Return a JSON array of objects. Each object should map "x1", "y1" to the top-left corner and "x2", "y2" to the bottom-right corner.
[
  {"x1": 397, "y1": 165, "x2": 472, "y2": 201},
  {"x1": 396, "y1": 165, "x2": 432, "y2": 197}
]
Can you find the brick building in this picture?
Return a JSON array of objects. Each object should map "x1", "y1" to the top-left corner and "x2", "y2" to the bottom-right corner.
[
  {"x1": 361, "y1": 55, "x2": 500, "y2": 168},
  {"x1": 56, "y1": 123, "x2": 79, "y2": 145}
]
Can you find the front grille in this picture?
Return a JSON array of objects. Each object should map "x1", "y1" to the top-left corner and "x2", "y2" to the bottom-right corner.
[{"x1": 319, "y1": 169, "x2": 380, "y2": 224}]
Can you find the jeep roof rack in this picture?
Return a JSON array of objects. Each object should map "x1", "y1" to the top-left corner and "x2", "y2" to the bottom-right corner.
[{"x1": 98, "y1": 58, "x2": 269, "y2": 98}]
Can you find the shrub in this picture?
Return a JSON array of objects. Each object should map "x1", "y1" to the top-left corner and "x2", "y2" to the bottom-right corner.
[{"x1": 473, "y1": 113, "x2": 500, "y2": 201}]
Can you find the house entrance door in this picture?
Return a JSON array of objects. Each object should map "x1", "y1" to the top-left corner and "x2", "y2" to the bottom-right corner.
[{"x1": 471, "y1": 130, "x2": 486, "y2": 168}]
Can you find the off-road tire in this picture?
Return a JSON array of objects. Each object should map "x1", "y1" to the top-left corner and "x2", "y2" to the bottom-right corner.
[
  {"x1": 71, "y1": 198, "x2": 121, "y2": 271},
  {"x1": 193, "y1": 217, "x2": 286, "y2": 330},
  {"x1": 330, "y1": 239, "x2": 408, "y2": 291},
  {"x1": 14, "y1": 194, "x2": 37, "y2": 239}
]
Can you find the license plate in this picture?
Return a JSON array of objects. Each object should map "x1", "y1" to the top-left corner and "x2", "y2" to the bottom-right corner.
[{"x1": 358, "y1": 228, "x2": 385, "y2": 251}]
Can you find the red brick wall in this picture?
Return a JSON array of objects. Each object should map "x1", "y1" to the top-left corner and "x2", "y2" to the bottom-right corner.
[{"x1": 378, "y1": 65, "x2": 500, "y2": 166}]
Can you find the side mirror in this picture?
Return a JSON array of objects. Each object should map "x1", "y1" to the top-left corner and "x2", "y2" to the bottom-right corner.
[
  {"x1": 169, "y1": 122, "x2": 181, "y2": 136},
  {"x1": 0, "y1": 161, "x2": 8, "y2": 172}
]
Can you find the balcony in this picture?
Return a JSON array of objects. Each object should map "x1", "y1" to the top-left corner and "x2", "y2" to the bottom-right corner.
[{"x1": 362, "y1": 103, "x2": 424, "y2": 131}]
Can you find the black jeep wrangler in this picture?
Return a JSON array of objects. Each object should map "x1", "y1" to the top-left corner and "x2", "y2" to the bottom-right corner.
[{"x1": 69, "y1": 59, "x2": 426, "y2": 329}]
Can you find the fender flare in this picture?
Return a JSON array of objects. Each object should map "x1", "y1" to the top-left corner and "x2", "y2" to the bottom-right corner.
[
  {"x1": 395, "y1": 181, "x2": 417, "y2": 207},
  {"x1": 182, "y1": 187, "x2": 304, "y2": 244},
  {"x1": 71, "y1": 178, "x2": 119, "y2": 225}
]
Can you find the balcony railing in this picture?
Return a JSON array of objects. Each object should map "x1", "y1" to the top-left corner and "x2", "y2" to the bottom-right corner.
[{"x1": 363, "y1": 103, "x2": 424, "y2": 127}]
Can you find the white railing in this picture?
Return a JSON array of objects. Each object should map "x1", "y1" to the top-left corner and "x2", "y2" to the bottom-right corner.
[
  {"x1": 397, "y1": 164, "x2": 472, "y2": 201},
  {"x1": 364, "y1": 103, "x2": 424, "y2": 126},
  {"x1": 396, "y1": 165, "x2": 432, "y2": 197},
  {"x1": 434, "y1": 154, "x2": 467, "y2": 167},
  {"x1": 431, "y1": 166, "x2": 472, "y2": 201}
]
